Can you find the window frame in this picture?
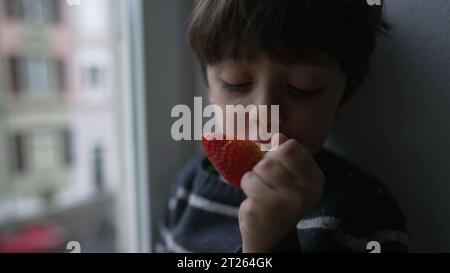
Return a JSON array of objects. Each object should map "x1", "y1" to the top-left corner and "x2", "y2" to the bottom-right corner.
[{"x1": 119, "y1": 0, "x2": 151, "y2": 253}]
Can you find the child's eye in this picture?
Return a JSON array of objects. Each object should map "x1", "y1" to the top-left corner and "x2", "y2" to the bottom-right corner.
[
  {"x1": 221, "y1": 81, "x2": 252, "y2": 93},
  {"x1": 287, "y1": 84, "x2": 323, "y2": 98}
]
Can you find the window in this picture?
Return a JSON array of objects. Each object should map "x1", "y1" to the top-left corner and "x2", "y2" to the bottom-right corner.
[
  {"x1": 10, "y1": 133, "x2": 26, "y2": 174},
  {"x1": 0, "y1": 0, "x2": 146, "y2": 253},
  {"x1": 62, "y1": 129, "x2": 73, "y2": 167},
  {"x1": 9, "y1": 57, "x2": 20, "y2": 94},
  {"x1": 5, "y1": 0, "x2": 60, "y2": 24},
  {"x1": 83, "y1": 66, "x2": 106, "y2": 91},
  {"x1": 10, "y1": 128, "x2": 73, "y2": 174},
  {"x1": 9, "y1": 56, "x2": 63, "y2": 96},
  {"x1": 29, "y1": 129, "x2": 58, "y2": 171},
  {"x1": 22, "y1": 57, "x2": 51, "y2": 95},
  {"x1": 92, "y1": 145, "x2": 105, "y2": 193}
]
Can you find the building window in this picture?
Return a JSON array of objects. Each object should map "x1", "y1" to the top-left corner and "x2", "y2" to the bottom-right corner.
[
  {"x1": 22, "y1": 57, "x2": 51, "y2": 95},
  {"x1": 9, "y1": 57, "x2": 20, "y2": 94},
  {"x1": 9, "y1": 128, "x2": 73, "y2": 174},
  {"x1": 92, "y1": 145, "x2": 105, "y2": 193},
  {"x1": 62, "y1": 129, "x2": 73, "y2": 166},
  {"x1": 29, "y1": 128, "x2": 75, "y2": 171},
  {"x1": 10, "y1": 133, "x2": 27, "y2": 174},
  {"x1": 8, "y1": 56, "x2": 65, "y2": 96},
  {"x1": 83, "y1": 66, "x2": 106, "y2": 91},
  {"x1": 4, "y1": 0, "x2": 61, "y2": 24},
  {"x1": 56, "y1": 60, "x2": 66, "y2": 94},
  {"x1": 30, "y1": 129, "x2": 58, "y2": 171}
]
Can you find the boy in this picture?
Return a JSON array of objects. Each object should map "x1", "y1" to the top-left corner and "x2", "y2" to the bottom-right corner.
[{"x1": 158, "y1": 0, "x2": 409, "y2": 253}]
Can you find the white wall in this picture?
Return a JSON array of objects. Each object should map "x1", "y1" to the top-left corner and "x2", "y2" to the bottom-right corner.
[{"x1": 327, "y1": 0, "x2": 450, "y2": 252}]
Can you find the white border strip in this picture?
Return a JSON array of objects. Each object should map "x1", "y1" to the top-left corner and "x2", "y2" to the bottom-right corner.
[
  {"x1": 297, "y1": 216, "x2": 341, "y2": 230},
  {"x1": 159, "y1": 224, "x2": 193, "y2": 253},
  {"x1": 169, "y1": 187, "x2": 343, "y2": 228},
  {"x1": 170, "y1": 187, "x2": 239, "y2": 218}
]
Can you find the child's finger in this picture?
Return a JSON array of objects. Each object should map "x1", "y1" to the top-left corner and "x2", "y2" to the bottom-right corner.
[
  {"x1": 252, "y1": 157, "x2": 296, "y2": 194},
  {"x1": 270, "y1": 139, "x2": 319, "y2": 188},
  {"x1": 241, "y1": 171, "x2": 277, "y2": 201}
]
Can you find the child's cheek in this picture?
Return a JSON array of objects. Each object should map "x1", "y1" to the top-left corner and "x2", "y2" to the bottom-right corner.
[{"x1": 284, "y1": 110, "x2": 335, "y2": 154}]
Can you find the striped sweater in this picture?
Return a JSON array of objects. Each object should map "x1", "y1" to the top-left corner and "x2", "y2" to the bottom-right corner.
[{"x1": 157, "y1": 149, "x2": 410, "y2": 253}]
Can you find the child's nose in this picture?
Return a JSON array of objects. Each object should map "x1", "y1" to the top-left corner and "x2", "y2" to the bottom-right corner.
[
  {"x1": 254, "y1": 86, "x2": 282, "y2": 106},
  {"x1": 250, "y1": 89, "x2": 285, "y2": 128}
]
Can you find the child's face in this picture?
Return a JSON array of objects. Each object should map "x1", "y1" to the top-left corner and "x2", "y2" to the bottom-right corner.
[{"x1": 206, "y1": 54, "x2": 347, "y2": 155}]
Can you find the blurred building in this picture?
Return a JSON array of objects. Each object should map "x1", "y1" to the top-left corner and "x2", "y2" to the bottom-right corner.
[{"x1": 0, "y1": 0, "x2": 122, "y2": 246}]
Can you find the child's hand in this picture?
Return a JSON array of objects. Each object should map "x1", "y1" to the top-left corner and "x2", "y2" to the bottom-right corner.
[{"x1": 239, "y1": 134, "x2": 324, "y2": 252}]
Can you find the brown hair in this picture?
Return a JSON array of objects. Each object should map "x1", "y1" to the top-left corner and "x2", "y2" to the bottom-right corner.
[{"x1": 188, "y1": 0, "x2": 391, "y2": 102}]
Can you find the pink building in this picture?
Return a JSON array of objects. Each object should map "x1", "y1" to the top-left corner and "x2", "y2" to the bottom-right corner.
[{"x1": 0, "y1": 0, "x2": 123, "y2": 250}]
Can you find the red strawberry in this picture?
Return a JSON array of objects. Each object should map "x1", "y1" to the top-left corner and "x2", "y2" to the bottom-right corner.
[{"x1": 200, "y1": 132, "x2": 265, "y2": 188}]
